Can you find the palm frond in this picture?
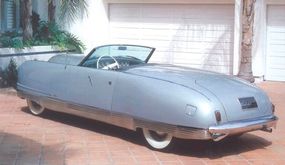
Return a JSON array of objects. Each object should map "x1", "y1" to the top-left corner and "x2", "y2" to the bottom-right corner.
[
  {"x1": 59, "y1": 0, "x2": 88, "y2": 26},
  {"x1": 63, "y1": 32, "x2": 86, "y2": 53}
]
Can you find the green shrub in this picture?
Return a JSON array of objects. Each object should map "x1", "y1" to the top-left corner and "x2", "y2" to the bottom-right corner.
[
  {"x1": 0, "y1": 21, "x2": 85, "y2": 53},
  {"x1": 0, "y1": 58, "x2": 18, "y2": 88},
  {"x1": 34, "y1": 21, "x2": 85, "y2": 53},
  {"x1": 0, "y1": 31, "x2": 24, "y2": 49}
]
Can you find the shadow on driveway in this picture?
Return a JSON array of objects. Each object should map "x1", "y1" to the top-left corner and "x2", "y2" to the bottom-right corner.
[
  {"x1": 0, "y1": 131, "x2": 77, "y2": 164},
  {"x1": 21, "y1": 106, "x2": 272, "y2": 159}
]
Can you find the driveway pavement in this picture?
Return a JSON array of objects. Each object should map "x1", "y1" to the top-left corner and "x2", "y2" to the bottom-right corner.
[{"x1": 0, "y1": 82, "x2": 284, "y2": 165}]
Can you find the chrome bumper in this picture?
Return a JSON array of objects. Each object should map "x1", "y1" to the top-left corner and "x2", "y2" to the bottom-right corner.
[{"x1": 209, "y1": 115, "x2": 278, "y2": 141}]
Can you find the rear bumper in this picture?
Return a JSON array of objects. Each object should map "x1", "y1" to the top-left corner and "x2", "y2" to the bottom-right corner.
[{"x1": 208, "y1": 115, "x2": 278, "y2": 141}]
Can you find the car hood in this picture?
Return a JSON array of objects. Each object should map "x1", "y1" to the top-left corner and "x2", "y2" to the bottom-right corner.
[{"x1": 125, "y1": 64, "x2": 272, "y2": 122}]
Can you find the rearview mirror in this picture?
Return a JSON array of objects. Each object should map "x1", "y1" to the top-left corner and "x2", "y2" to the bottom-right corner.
[{"x1": 118, "y1": 46, "x2": 127, "y2": 50}]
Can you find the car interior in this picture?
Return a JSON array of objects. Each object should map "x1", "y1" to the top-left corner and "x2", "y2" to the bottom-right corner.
[{"x1": 81, "y1": 56, "x2": 144, "y2": 70}]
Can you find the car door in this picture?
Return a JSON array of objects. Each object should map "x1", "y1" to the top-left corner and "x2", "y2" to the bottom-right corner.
[
  {"x1": 64, "y1": 65, "x2": 118, "y2": 111},
  {"x1": 65, "y1": 44, "x2": 154, "y2": 112}
]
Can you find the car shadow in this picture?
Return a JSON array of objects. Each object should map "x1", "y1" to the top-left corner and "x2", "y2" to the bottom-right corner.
[
  {"x1": 21, "y1": 107, "x2": 145, "y2": 146},
  {"x1": 0, "y1": 132, "x2": 75, "y2": 164},
  {"x1": 170, "y1": 134, "x2": 272, "y2": 159},
  {"x1": 21, "y1": 107, "x2": 272, "y2": 159}
]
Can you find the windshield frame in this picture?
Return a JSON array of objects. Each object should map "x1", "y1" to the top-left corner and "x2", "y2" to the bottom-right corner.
[{"x1": 79, "y1": 44, "x2": 155, "y2": 66}]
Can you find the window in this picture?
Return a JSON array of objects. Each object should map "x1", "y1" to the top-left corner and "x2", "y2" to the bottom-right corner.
[{"x1": 0, "y1": 0, "x2": 20, "y2": 31}]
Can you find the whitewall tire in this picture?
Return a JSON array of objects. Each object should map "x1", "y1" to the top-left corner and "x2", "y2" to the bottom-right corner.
[
  {"x1": 27, "y1": 99, "x2": 45, "y2": 115},
  {"x1": 142, "y1": 128, "x2": 173, "y2": 150}
]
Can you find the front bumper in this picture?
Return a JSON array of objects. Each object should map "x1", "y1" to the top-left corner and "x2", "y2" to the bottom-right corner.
[{"x1": 208, "y1": 115, "x2": 278, "y2": 141}]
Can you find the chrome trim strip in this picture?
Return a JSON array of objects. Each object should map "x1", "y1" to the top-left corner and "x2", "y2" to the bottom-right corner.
[
  {"x1": 134, "y1": 119, "x2": 212, "y2": 140},
  {"x1": 17, "y1": 89, "x2": 211, "y2": 140},
  {"x1": 17, "y1": 83, "x2": 52, "y2": 97},
  {"x1": 17, "y1": 89, "x2": 277, "y2": 141}
]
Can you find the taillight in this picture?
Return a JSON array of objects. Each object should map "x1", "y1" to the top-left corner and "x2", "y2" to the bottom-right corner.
[{"x1": 215, "y1": 110, "x2": 221, "y2": 122}]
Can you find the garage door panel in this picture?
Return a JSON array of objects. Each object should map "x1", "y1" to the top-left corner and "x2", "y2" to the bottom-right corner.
[
  {"x1": 110, "y1": 29, "x2": 140, "y2": 39},
  {"x1": 113, "y1": 40, "x2": 232, "y2": 55},
  {"x1": 266, "y1": 69, "x2": 285, "y2": 81},
  {"x1": 141, "y1": 6, "x2": 173, "y2": 18},
  {"x1": 267, "y1": 6, "x2": 285, "y2": 17},
  {"x1": 266, "y1": 5, "x2": 285, "y2": 81},
  {"x1": 110, "y1": 4, "x2": 234, "y2": 74},
  {"x1": 110, "y1": 8, "x2": 140, "y2": 18},
  {"x1": 174, "y1": 53, "x2": 232, "y2": 65},
  {"x1": 173, "y1": 60, "x2": 232, "y2": 66},
  {"x1": 139, "y1": 37, "x2": 233, "y2": 45},
  {"x1": 148, "y1": 47, "x2": 231, "y2": 55},
  {"x1": 268, "y1": 66, "x2": 285, "y2": 71},
  {"x1": 112, "y1": 22, "x2": 233, "y2": 34},
  {"x1": 267, "y1": 35, "x2": 285, "y2": 42},
  {"x1": 267, "y1": 56, "x2": 285, "y2": 68},
  {"x1": 268, "y1": 21, "x2": 285, "y2": 27},
  {"x1": 177, "y1": 5, "x2": 234, "y2": 18},
  {"x1": 176, "y1": 63, "x2": 232, "y2": 74},
  {"x1": 268, "y1": 45, "x2": 285, "y2": 52},
  {"x1": 137, "y1": 4, "x2": 235, "y2": 19},
  {"x1": 138, "y1": 40, "x2": 232, "y2": 50},
  {"x1": 268, "y1": 53, "x2": 285, "y2": 58},
  {"x1": 266, "y1": 27, "x2": 285, "y2": 32}
]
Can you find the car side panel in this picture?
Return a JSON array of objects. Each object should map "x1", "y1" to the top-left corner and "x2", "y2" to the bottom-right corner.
[
  {"x1": 17, "y1": 61, "x2": 69, "y2": 100},
  {"x1": 64, "y1": 65, "x2": 118, "y2": 111},
  {"x1": 18, "y1": 61, "x2": 118, "y2": 112},
  {"x1": 111, "y1": 72, "x2": 219, "y2": 129}
]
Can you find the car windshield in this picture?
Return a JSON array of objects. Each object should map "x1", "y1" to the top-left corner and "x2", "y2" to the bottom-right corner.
[{"x1": 80, "y1": 45, "x2": 155, "y2": 69}]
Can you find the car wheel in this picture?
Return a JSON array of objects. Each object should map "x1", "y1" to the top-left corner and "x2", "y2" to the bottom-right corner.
[
  {"x1": 142, "y1": 128, "x2": 173, "y2": 150},
  {"x1": 27, "y1": 99, "x2": 45, "y2": 115}
]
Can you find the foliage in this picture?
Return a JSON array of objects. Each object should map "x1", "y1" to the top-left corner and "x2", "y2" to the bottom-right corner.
[
  {"x1": 0, "y1": 58, "x2": 18, "y2": 88},
  {"x1": 0, "y1": 31, "x2": 25, "y2": 49},
  {"x1": 59, "y1": 0, "x2": 88, "y2": 26},
  {"x1": 0, "y1": 21, "x2": 85, "y2": 53},
  {"x1": 34, "y1": 21, "x2": 85, "y2": 52}
]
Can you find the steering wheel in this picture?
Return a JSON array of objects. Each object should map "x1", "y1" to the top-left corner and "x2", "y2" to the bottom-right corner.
[{"x1": 96, "y1": 55, "x2": 120, "y2": 70}]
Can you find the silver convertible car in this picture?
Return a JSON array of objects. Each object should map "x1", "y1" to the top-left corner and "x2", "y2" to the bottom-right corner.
[{"x1": 17, "y1": 45, "x2": 278, "y2": 150}]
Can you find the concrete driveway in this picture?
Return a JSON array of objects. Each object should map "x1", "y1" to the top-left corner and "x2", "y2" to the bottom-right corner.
[{"x1": 0, "y1": 82, "x2": 284, "y2": 165}]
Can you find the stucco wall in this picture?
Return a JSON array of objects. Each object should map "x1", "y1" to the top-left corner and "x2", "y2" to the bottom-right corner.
[
  {"x1": 66, "y1": 0, "x2": 110, "y2": 53},
  {"x1": 252, "y1": 0, "x2": 267, "y2": 78},
  {"x1": 252, "y1": 0, "x2": 285, "y2": 79}
]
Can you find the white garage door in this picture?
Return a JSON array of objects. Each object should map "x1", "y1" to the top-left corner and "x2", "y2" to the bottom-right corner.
[
  {"x1": 266, "y1": 5, "x2": 285, "y2": 81},
  {"x1": 109, "y1": 4, "x2": 234, "y2": 74}
]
